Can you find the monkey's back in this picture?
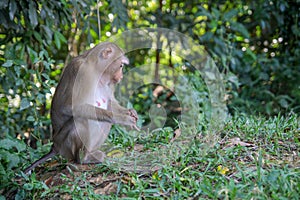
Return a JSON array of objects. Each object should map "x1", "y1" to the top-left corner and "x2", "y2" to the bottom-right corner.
[{"x1": 51, "y1": 57, "x2": 83, "y2": 137}]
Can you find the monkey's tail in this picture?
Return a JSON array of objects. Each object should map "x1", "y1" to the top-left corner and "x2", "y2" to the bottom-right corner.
[{"x1": 23, "y1": 148, "x2": 57, "y2": 174}]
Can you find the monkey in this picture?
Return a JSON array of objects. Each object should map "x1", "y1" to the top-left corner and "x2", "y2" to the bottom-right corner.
[{"x1": 24, "y1": 42, "x2": 139, "y2": 174}]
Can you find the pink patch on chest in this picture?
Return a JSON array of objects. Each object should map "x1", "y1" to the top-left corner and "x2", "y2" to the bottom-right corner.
[
  {"x1": 96, "y1": 98, "x2": 107, "y2": 108},
  {"x1": 96, "y1": 101, "x2": 101, "y2": 107}
]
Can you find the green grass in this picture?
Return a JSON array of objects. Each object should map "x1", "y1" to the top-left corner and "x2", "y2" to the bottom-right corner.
[{"x1": 1, "y1": 114, "x2": 299, "y2": 199}]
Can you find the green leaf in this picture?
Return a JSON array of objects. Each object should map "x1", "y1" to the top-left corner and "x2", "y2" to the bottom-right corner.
[
  {"x1": 9, "y1": 0, "x2": 17, "y2": 20},
  {"x1": 7, "y1": 153, "x2": 20, "y2": 169},
  {"x1": 0, "y1": 139, "x2": 26, "y2": 152},
  {"x1": 41, "y1": 73, "x2": 50, "y2": 80},
  {"x1": 55, "y1": 31, "x2": 67, "y2": 43},
  {"x1": 0, "y1": 0, "x2": 8, "y2": 9},
  {"x1": 200, "y1": 32, "x2": 213, "y2": 42},
  {"x1": 54, "y1": 31, "x2": 61, "y2": 49},
  {"x1": 246, "y1": 48, "x2": 257, "y2": 61},
  {"x1": 205, "y1": 71, "x2": 216, "y2": 80},
  {"x1": 15, "y1": 190, "x2": 26, "y2": 200},
  {"x1": 23, "y1": 183, "x2": 34, "y2": 191},
  {"x1": 42, "y1": 25, "x2": 53, "y2": 41},
  {"x1": 227, "y1": 73, "x2": 240, "y2": 88},
  {"x1": 0, "y1": 140, "x2": 14, "y2": 150},
  {"x1": 37, "y1": 93, "x2": 45, "y2": 103},
  {"x1": 2, "y1": 60, "x2": 13, "y2": 67},
  {"x1": 279, "y1": 3, "x2": 286, "y2": 12},
  {"x1": 16, "y1": 79, "x2": 23, "y2": 86},
  {"x1": 33, "y1": 31, "x2": 43, "y2": 43},
  {"x1": 223, "y1": 9, "x2": 238, "y2": 20},
  {"x1": 266, "y1": 102, "x2": 273, "y2": 115},
  {"x1": 27, "y1": 47, "x2": 38, "y2": 63},
  {"x1": 259, "y1": 72, "x2": 269, "y2": 81},
  {"x1": 231, "y1": 22, "x2": 250, "y2": 38},
  {"x1": 14, "y1": 65, "x2": 22, "y2": 77},
  {"x1": 196, "y1": 7, "x2": 212, "y2": 19},
  {"x1": 278, "y1": 98, "x2": 289, "y2": 108},
  {"x1": 212, "y1": 7, "x2": 220, "y2": 19},
  {"x1": 27, "y1": 116, "x2": 35, "y2": 122},
  {"x1": 20, "y1": 98, "x2": 31, "y2": 110},
  {"x1": 14, "y1": 59, "x2": 26, "y2": 66},
  {"x1": 28, "y1": 1, "x2": 38, "y2": 28}
]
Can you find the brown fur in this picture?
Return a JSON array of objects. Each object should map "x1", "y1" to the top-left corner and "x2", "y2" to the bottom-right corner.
[{"x1": 24, "y1": 42, "x2": 138, "y2": 174}]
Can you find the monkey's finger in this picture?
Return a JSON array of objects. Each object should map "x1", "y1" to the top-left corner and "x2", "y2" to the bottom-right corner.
[
  {"x1": 130, "y1": 114, "x2": 138, "y2": 122},
  {"x1": 132, "y1": 125, "x2": 140, "y2": 131},
  {"x1": 133, "y1": 114, "x2": 138, "y2": 121},
  {"x1": 129, "y1": 116, "x2": 138, "y2": 123},
  {"x1": 129, "y1": 109, "x2": 138, "y2": 119}
]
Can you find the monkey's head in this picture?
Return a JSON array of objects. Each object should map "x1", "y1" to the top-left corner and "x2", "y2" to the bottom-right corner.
[{"x1": 88, "y1": 42, "x2": 129, "y2": 85}]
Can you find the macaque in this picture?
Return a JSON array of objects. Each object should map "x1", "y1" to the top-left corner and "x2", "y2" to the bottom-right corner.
[{"x1": 24, "y1": 42, "x2": 139, "y2": 173}]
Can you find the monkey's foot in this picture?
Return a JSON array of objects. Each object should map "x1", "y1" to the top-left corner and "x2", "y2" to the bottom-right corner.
[{"x1": 82, "y1": 150, "x2": 106, "y2": 164}]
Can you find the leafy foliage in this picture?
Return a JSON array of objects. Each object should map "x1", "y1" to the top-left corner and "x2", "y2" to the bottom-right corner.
[
  {"x1": 0, "y1": 0, "x2": 299, "y2": 198},
  {"x1": 1, "y1": 0, "x2": 298, "y2": 140}
]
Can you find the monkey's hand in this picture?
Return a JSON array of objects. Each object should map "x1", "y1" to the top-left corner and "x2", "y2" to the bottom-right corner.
[
  {"x1": 128, "y1": 109, "x2": 139, "y2": 131},
  {"x1": 112, "y1": 112, "x2": 140, "y2": 131},
  {"x1": 128, "y1": 108, "x2": 138, "y2": 122},
  {"x1": 117, "y1": 108, "x2": 138, "y2": 122},
  {"x1": 117, "y1": 108, "x2": 139, "y2": 128}
]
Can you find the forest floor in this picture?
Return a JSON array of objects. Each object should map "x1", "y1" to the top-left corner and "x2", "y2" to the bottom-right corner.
[{"x1": 2, "y1": 114, "x2": 300, "y2": 199}]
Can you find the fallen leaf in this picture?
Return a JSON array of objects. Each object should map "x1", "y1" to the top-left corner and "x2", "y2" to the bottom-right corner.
[
  {"x1": 121, "y1": 176, "x2": 135, "y2": 185},
  {"x1": 170, "y1": 129, "x2": 181, "y2": 142},
  {"x1": 153, "y1": 85, "x2": 164, "y2": 97},
  {"x1": 67, "y1": 163, "x2": 94, "y2": 171},
  {"x1": 89, "y1": 176, "x2": 103, "y2": 185},
  {"x1": 217, "y1": 165, "x2": 229, "y2": 175},
  {"x1": 44, "y1": 176, "x2": 53, "y2": 186},
  {"x1": 94, "y1": 183, "x2": 117, "y2": 195},
  {"x1": 224, "y1": 137, "x2": 255, "y2": 148},
  {"x1": 152, "y1": 171, "x2": 161, "y2": 180},
  {"x1": 106, "y1": 149, "x2": 124, "y2": 158},
  {"x1": 134, "y1": 144, "x2": 144, "y2": 151},
  {"x1": 61, "y1": 194, "x2": 72, "y2": 200},
  {"x1": 44, "y1": 159, "x2": 60, "y2": 168}
]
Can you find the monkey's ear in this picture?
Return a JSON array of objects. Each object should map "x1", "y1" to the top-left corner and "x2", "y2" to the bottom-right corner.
[{"x1": 101, "y1": 47, "x2": 113, "y2": 59}]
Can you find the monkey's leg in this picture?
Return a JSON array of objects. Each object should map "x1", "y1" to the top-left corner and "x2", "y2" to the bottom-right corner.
[
  {"x1": 80, "y1": 121, "x2": 110, "y2": 164},
  {"x1": 24, "y1": 118, "x2": 83, "y2": 174},
  {"x1": 82, "y1": 150, "x2": 106, "y2": 164},
  {"x1": 52, "y1": 117, "x2": 84, "y2": 163}
]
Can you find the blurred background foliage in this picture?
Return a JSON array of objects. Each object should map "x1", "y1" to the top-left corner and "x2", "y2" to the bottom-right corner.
[{"x1": 0, "y1": 0, "x2": 299, "y2": 162}]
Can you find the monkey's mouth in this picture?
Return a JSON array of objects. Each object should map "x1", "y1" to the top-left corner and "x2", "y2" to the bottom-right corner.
[{"x1": 113, "y1": 78, "x2": 122, "y2": 84}]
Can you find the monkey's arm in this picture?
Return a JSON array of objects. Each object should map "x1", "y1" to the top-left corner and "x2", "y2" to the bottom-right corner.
[
  {"x1": 110, "y1": 95, "x2": 139, "y2": 121},
  {"x1": 72, "y1": 103, "x2": 137, "y2": 127},
  {"x1": 109, "y1": 100, "x2": 139, "y2": 130}
]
